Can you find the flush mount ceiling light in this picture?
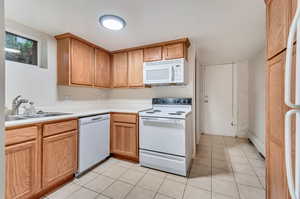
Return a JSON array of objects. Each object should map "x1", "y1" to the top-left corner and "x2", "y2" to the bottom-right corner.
[{"x1": 99, "y1": 15, "x2": 126, "y2": 30}]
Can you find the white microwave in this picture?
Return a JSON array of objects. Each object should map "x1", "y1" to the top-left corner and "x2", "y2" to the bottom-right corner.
[{"x1": 143, "y1": 58, "x2": 188, "y2": 85}]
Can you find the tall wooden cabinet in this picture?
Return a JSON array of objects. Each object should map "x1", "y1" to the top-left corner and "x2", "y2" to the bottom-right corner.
[{"x1": 266, "y1": 0, "x2": 298, "y2": 199}]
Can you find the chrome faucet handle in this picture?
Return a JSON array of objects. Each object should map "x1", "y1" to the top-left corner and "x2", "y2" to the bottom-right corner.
[{"x1": 12, "y1": 95, "x2": 22, "y2": 104}]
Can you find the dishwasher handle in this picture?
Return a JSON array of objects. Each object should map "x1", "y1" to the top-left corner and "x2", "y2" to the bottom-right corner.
[{"x1": 79, "y1": 114, "x2": 110, "y2": 125}]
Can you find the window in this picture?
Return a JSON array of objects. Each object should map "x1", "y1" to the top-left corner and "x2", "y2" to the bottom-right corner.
[{"x1": 5, "y1": 31, "x2": 38, "y2": 65}]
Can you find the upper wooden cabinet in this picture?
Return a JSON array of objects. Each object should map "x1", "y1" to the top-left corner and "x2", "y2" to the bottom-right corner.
[
  {"x1": 112, "y1": 52, "x2": 128, "y2": 88},
  {"x1": 56, "y1": 38, "x2": 94, "y2": 86},
  {"x1": 143, "y1": 46, "x2": 162, "y2": 62},
  {"x1": 95, "y1": 49, "x2": 111, "y2": 88},
  {"x1": 163, "y1": 43, "x2": 186, "y2": 60},
  {"x1": 128, "y1": 49, "x2": 144, "y2": 87},
  {"x1": 55, "y1": 33, "x2": 110, "y2": 87},
  {"x1": 266, "y1": 0, "x2": 294, "y2": 60},
  {"x1": 71, "y1": 39, "x2": 95, "y2": 86}
]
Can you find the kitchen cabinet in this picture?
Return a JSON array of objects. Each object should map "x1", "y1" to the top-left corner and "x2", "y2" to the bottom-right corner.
[
  {"x1": 71, "y1": 39, "x2": 95, "y2": 86},
  {"x1": 56, "y1": 37, "x2": 94, "y2": 86},
  {"x1": 5, "y1": 126, "x2": 40, "y2": 199},
  {"x1": 95, "y1": 49, "x2": 111, "y2": 88},
  {"x1": 5, "y1": 119, "x2": 78, "y2": 199},
  {"x1": 56, "y1": 33, "x2": 109, "y2": 87},
  {"x1": 42, "y1": 130, "x2": 77, "y2": 188},
  {"x1": 128, "y1": 49, "x2": 144, "y2": 87},
  {"x1": 163, "y1": 43, "x2": 186, "y2": 60},
  {"x1": 110, "y1": 113, "x2": 138, "y2": 161},
  {"x1": 266, "y1": 0, "x2": 293, "y2": 59},
  {"x1": 112, "y1": 52, "x2": 128, "y2": 88},
  {"x1": 143, "y1": 46, "x2": 162, "y2": 62}
]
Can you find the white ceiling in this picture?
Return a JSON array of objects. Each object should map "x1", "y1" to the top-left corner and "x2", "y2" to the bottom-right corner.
[{"x1": 5, "y1": 0, "x2": 265, "y2": 65}]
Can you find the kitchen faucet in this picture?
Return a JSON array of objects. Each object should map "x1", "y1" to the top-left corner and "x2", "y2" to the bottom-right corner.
[{"x1": 11, "y1": 95, "x2": 29, "y2": 115}]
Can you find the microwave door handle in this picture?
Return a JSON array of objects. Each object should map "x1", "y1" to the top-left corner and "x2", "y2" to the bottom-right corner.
[{"x1": 171, "y1": 66, "x2": 175, "y2": 82}]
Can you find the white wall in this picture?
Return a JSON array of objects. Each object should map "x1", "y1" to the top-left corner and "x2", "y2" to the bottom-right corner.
[
  {"x1": 248, "y1": 49, "x2": 266, "y2": 155},
  {"x1": 0, "y1": 0, "x2": 5, "y2": 197}
]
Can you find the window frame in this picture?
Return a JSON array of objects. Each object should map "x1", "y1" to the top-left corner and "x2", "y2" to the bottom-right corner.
[{"x1": 4, "y1": 28, "x2": 41, "y2": 67}]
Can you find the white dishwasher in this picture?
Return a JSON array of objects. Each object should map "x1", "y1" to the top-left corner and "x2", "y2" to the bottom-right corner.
[{"x1": 77, "y1": 114, "x2": 110, "y2": 176}]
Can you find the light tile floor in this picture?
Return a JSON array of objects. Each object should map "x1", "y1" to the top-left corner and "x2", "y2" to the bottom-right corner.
[{"x1": 45, "y1": 134, "x2": 266, "y2": 199}]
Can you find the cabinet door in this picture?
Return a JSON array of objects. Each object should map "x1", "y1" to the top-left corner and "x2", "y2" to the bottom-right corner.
[
  {"x1": 266, "y1": 49, "x2": 296, "y2": 199},
  {"x1": 143, "y1": 46, "x2": 162, "y2": 62},
  {"x1": 112, "y1": 52, "x2": 128, "y2": 88},
  {"x1": 128, "y1": 49, "x2": 144, "y2": 87},
  {"x1": 95, "y1": 49, "x2": 111, "y2": 88},
  {"x1": 6, "y1": 140, "x2": 39, "y2": 199},
  {"x1": 42, "y1": 131, "x2": 77, "y2": 188},
  {"x1": 266, "y1": 0, "x2": 290, "y2": 59},
  {"x1": 71, "y1": 39, "x2": 94, "y2": 86},
  {"x1": 163, "y1": 43, "x2": 185, "y2": 60},
  {"x1": 111, "y1": 122, "x2": 137, "y2": 159}
]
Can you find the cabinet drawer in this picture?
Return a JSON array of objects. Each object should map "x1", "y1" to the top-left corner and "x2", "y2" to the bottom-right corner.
[
  {"x1": 112, "y1": 114, "x2": 137, "y2": 124},
  {"x1": 6, "y1": 126, "x2": 38, "y2": 146},
  {"x1": 43, "y1": 120, "x2": 78, "y2": 137}
]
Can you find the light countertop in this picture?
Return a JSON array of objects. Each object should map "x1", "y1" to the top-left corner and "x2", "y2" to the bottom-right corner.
[{"x1": 5, "y1": 107, "x2": 151, "y2": 128}]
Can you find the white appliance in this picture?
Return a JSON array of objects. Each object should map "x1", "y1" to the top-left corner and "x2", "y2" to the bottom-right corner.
[
  {"x1": 285, "y1": 1, "x2": 300, "y2": 199},
  {"x1": 77, "y1": 114, "x2": 110, "y2": 176},
  {"x1": 139, "y1": 98, "x2": 193, "y2": 176},
  {"x1": 143, "y1": 58, "x2": 188, "y2": 85}
]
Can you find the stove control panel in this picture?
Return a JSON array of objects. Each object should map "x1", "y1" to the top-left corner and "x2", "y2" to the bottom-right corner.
[{"x1": 152, "y1": 98, "x2": 192, "y2": 105}]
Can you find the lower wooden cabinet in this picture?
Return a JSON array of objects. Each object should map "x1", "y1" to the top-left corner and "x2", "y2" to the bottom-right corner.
[
  {"x1": 42, "y1": 130, "x2": 78, "y2": 188},
  {"x1": 5, "y1": 119, "x2": 78, "y2": 199},
  {"x1": 110, "y1": 113, "x2": 138, "y2": 161},
  {"x1": 5, "y1": 140, "x2": 39, "y2": 199}
]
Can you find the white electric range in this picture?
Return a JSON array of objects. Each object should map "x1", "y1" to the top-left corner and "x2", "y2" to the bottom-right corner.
[{"x1": 139, "y1": 98, "x2": 193, "y2": 176}]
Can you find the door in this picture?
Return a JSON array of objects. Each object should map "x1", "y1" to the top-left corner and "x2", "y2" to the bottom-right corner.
[
  {"x1": 203, "y1": 64, "x2": 236, "y2": 136},
  {"x1": 95, "y1": 49, "x2": 110, "y2": 88},
  {"x1": 112, "y1": 52, "x2": 128, "y2": 87},
  {"x1": 111, "y1": 122, "x2": 137, "y2": 158},
  {"x1": 128, "y1": 49, "x2": 144, "y2": 87},
  {"x1": 5, "y1": 140, "x2": 38, "y2": 199},
  {"x1": 71, "y1": 39, "x2": 94, "y2": 86},
  {"x1": 42, "y1": 131, "x2": 77, "y2": 188}
]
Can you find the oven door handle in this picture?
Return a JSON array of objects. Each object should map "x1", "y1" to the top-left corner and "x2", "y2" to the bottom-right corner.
[{"x1": 141, "y1": 117, "x2": 182, "y2": 124}]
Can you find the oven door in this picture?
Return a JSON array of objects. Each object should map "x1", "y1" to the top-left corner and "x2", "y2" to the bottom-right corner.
[
  {"x1": 139, "y1": 117, "x2": 186, "y2": 156},
  {"x1": 143, "y1": 65, "x2": 173, "y2": 85}
]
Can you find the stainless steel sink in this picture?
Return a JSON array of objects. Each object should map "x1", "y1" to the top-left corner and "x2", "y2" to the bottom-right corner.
[{"x1": 5, "y1": 112, "x2": 72, "y2": 121}]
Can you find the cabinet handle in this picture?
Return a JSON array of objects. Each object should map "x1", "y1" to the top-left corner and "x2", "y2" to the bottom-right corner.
[
  {"x1": 285, "y1": 3, "x2": 300, "y2": 109},
  {"x1": 285, "y1": 110, "x2": 300, "y2": 199}
]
